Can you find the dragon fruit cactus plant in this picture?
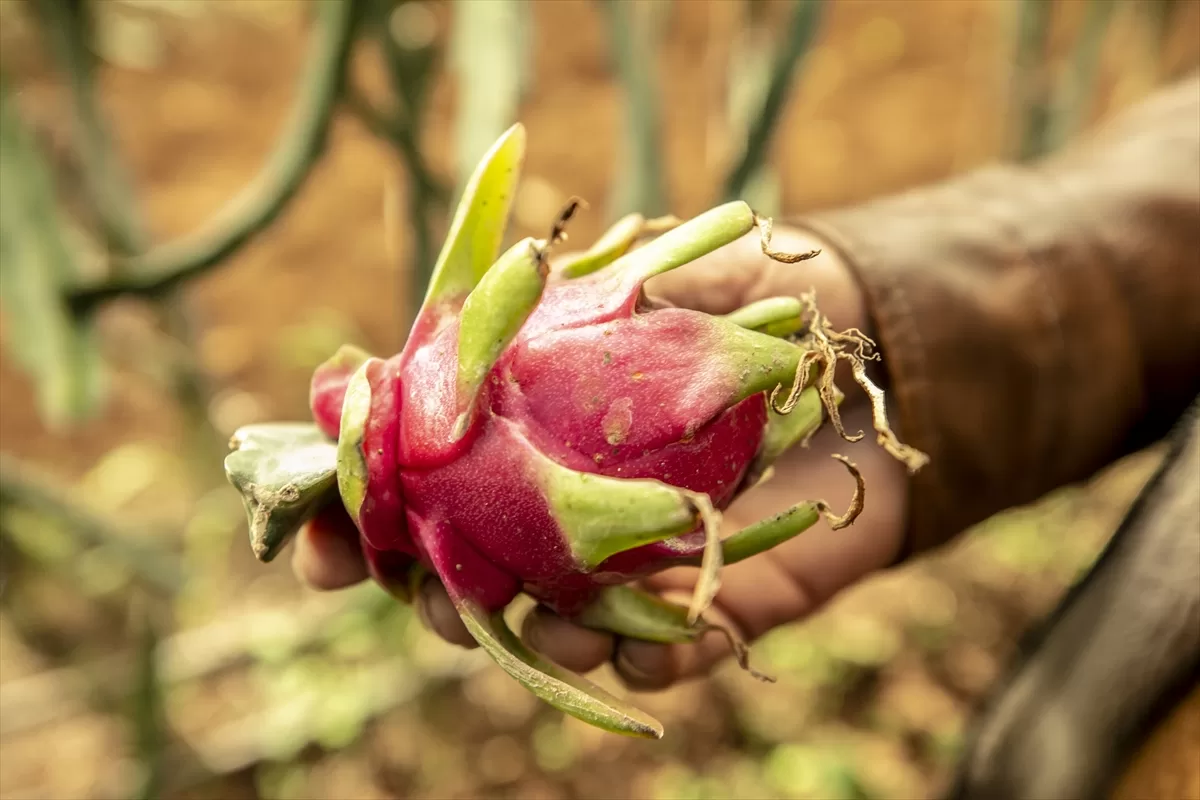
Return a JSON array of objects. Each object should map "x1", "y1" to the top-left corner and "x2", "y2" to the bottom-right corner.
[{"x1": 225, "y1": 124, "x2": 927, "y2": 738}]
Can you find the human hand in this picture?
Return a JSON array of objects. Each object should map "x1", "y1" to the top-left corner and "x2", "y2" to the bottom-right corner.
[{"x1": 292, "y1": 223, "x2": 911, "y2": 690}]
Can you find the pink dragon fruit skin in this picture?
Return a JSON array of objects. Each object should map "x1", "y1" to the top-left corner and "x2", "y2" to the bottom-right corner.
[
  {"x1": 227, "y1": 123, "x2": 927, "y2": 738},
  {"x1": 309, "y1": 259, "x2": 782, "y2": 614},
  {"x1": 309, "y1": 344, "x2": 369, "y2": 440}
]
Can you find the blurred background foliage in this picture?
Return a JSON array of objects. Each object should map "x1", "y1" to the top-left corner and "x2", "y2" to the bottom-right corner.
[{"x1": 0, "y1": 0, "x2": 1196, "y2": 798}]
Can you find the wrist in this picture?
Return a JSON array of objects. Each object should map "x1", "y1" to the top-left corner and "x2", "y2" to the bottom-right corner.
[
  {"x1": 737, "y1": 221, "x2": 870, "y2": 337},
  {"x1": 777, "y1": 219, "x2": 891, "y2": 391}
]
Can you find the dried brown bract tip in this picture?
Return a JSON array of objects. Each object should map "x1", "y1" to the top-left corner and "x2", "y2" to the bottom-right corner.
[
  {"x1": 713, "y1": 623, "x2": 776, "y2": 683},
  {"x1": 755, "y1": 213, "x2": 821, "y2": 264},
  {"x1": 688, "y1": 603, "x2": 776, "y2": 684},
  {"x1": 686, "y1": 492, "x2": 724, "y2": 625},
  {"x1": 770, "y1": 348, "x2": 822, "y2": 415},
  {"x1": 769, "y1": 291, "x2": 928, "y2": 475},
  {"x1": 815, "y1": 454, "x2": 866, "y2": 530},
  {"x1": 533, "y1": 197, "x2": 588, "y2": 273},
  {"x1": 549, "y1": 196, "x2": 587, "y2": 247},
  {"x1": 848, "y1": 358, "x2": 930, "y2": 474}
]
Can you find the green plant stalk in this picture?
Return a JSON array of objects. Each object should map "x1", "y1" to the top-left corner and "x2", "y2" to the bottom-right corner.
[
  {"x1": 130, "y1": 596, "x2": 168, "y2": 800},
  {"x1": 370, "y1": 0, "x2": 443, "y2": 313},
  {"x1": 0, "y1": 455, "x2": 184, "y2": 594},
  {"x1": 1045, "y1": 0, "x2": 1117, "y2": 153},
  {"x1": 1143, "y1": 0, "x2": 1180, "y2": 77},
  {"x1": 602, "y1": 0, "x2": 668, "y2": 219},
  {"x1": 0, "y1": 73, "x2": 105, "y2": 424},
  {"x1": 31, "y1": 0, "x2": 228, "y2": 472},
  {"x1": 722, "y1": 0, "x2": 826, "y2": 201},
  {"x1": 1011, "y1": 0, "x2": 1055, "y2": 162},
  {"x1": 723, "y1": 14, "x2": 783, "y2": 217},
  {"x1": 342, "y1": 88, "x2": 447, "y2": 207},
  {"x1": 67, "y1": 0, "x2": 360, "y2": 311},
  {"x1": 31, "y1": 0, "x2": 148, "y2": 256},
  {"x1": 450, "y1": 0, "x2": 526, "y2": 197}
]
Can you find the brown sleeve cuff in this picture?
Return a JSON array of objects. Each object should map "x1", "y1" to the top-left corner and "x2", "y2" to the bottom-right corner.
[{"x1": 789, "y1": 75, "x2": 1200, "y2": 557}]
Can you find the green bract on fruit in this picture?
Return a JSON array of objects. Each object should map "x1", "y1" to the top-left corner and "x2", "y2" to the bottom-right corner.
[{"x1": 224, "y1": 124, "x2": 928, "y2": 739}]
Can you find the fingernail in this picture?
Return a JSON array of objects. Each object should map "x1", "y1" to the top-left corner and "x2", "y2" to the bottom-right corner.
[
  {"x1": 521, "y1": 610, "x2": 543, "y2": 651},
  {"x1": 615, "y1": 640, "x2": 669, "y2": 689},
  {"x1": 415, "y1": 578, "x2": 437, "y2": 632}
]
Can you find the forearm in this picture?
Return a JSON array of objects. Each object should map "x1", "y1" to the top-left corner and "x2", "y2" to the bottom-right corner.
[{"x1": 795, "y1": 72, "x2": 1200, "y2": 555}]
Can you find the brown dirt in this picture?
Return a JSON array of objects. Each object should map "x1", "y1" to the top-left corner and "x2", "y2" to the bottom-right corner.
[{"x1": 0, "y1": 1, "x2": 1197, "y2": 798}]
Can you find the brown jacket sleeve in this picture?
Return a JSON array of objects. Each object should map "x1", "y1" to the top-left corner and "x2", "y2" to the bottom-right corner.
[{"x1": 795, "y1": 72, "x2": 1200, "y2": 557}]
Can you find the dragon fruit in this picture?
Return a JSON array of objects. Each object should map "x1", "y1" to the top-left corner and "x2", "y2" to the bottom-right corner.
[{"x1": 225, "y1": 124, "x2": 926, "y2": 738}]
